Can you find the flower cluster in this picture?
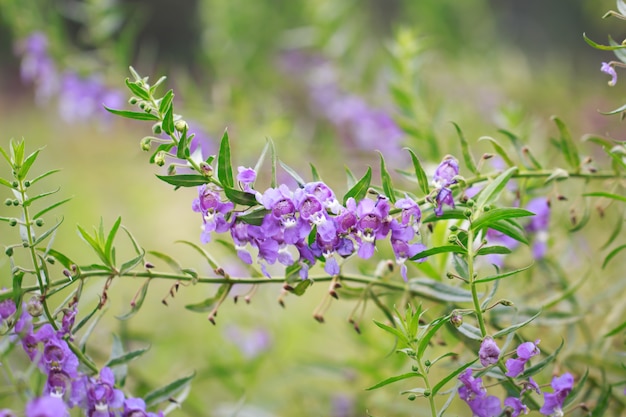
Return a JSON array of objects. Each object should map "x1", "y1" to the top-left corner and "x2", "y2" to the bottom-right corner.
[
  {"x1": 192, "y1": 164, "x2": 440, "y2": 281},
  {"x1": 458, "y1": 338, "x2": 574, "y2": 417},
  {"x1": 14, "y1": 32, "x2": 123, "y2": 123},
  {"x1": 1, "y1": 300, "x2": 163, "y2": 417}
]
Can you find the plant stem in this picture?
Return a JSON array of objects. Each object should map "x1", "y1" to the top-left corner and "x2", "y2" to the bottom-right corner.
[{"x1": 466, "y1": 226, "x2": 487, "y2": 337}]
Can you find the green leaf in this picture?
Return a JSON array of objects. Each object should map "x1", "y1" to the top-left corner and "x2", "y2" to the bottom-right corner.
[
  {"x1": 452, "y1": 122, "x2": 478, "y2": 175},
  {"x1": 365, "y1": 372, "x2": 423, "y2": 391},
  {"x1": 119, "y1": 251, "x2": 145, "y2": 275},
  {"x1": 158, "y1": 89, "x2": 174, "y2": 115},
  {"x1": 155, "y1": 174, "x2": 208, "y2": 188},
  {"x1": 456, "y1": 322, "x2": 483, "y2": 340},
  {"x1": 551, "y1": 116, "x2": 580, "y2": 170},
  {"x1": 343, "y1": 167, "x2": 372, "y2": 205},
  {"x1": 29, "y1": 169, "x2": 61, "y2": 186},
  {"x1": 590, "y1": 386, "x2": 612, "y2": 417},
  {"x1": 279, "y1": 160, "x2": 306, "y2": 187},
  {"x1": 372, "y1": 319, "x2": 409, "y2": 345},
  {"x1": 563, "y1": 369, "x2": 588, "y2": 409},
  {"x1": 475, "y1": 166, "x2": 518, "y2": 209},
  {"x1": 217, "y1": 130, "x2": 234, "y2": 188},
  {"x1": 417, "y1": 315, "x2": 451, "y2": 357},
  {"x1": 410, "y1": 245, "x2": 466, "y2": 261},
  {"x1": 475, "y1": 263, "x2": 533, "y2": 284},
  {"x1": 17, "y1": 148, "x2": 41, "y2": 180},
  {"x1": 223, "y1": 187, "x2": 257, "y2": 206},
  {"x1": 117, "y1": 279, "x2": 151, "y2": 320},
  {"x1": 408, "y1": 278, "x2": 474, "y2": 303},
  {"x1": 0, "y1": 144, "x2": 11, "y2": 166},
  {"x1": 124, "y1": 78, "x2": 151, "y2": 101},
  {"x1": 584, "y1": 191, "x2": 626, "y2": 204},
  {"x1": 38, "y1": 248, "x2": 76, "y2": 271},
  {"x1": 604, "y1": 319, "x2": 626, "y2": 337},
  {"x1": 32, "y1": 217, "x2": 64, "y2": 247},
  {"x1": 185, "y1": 283, "x2": 231, "y2": 312},
  {"x1": 0, "y1": 177, "x2": 13, "y2": 189},
  {"x1": 378, "y1": 152, "x2": 396, "y2": 203},
  {"x1": 176, "y1": 240, "x2": 219, "y2": 270},
  {"x1": 583, "y1": 32, "x2": 626, "y2": 50},
  {"x1": 289, "y1": 279, "x2": 312, "y2": 296},
  {"x1": 471, "y1": 208, "x2": 534, "y2": 232},
  {"x1": 310, "y1": 163, "x2": 321, "y2": 182},
  {"x1": 405, "y1": 148, "x2": 430, "y2": 196},
  {"x1": 478, "y1": 136, "x2": 515, "y2": 167},
  {"x1": 104, "y1": 106, "x2": 160, "y2": 121},
  {"x1": 105, "y1": 345, "x2": 150, "y2": 367},
  {"x1": 144, "y1": 372, "x2": 195, "y2": 408},
  {"x1": 162, "y1": 100, "x2": 175, "y2": 136},
  {"x1": 422, "y1": 208, "x2": 467, "y2": 223},
  {"x1": 486, "y1": 218, "x2": 528, "y2": 245},
  {"x1": 73, "y1": 302, "x2": 101, "y2": 333},
  {"x1": 22, "y1": 187, "x2": 60, "y2": 207},
  {"x1": 476, "y1": 246, "x2": 511, "y2": 256},
  {"x1": 237, "y1": 208, "x2": 269, "y2": 226},
  {"x1": 601, "y1": 213, "x2": 624, "y2": 249},
  {"x1": 600, "y1": 101, "x2": 626, "y2": 115},
  {"x1": 602, "y1": 243, "x2": 626, "y2": 269},
  {"x1": 431, "y1": 359, "x2": 478, "y2": 396},
  {"x1": 147, "y1": 251, "x2": 183, "y2": 274},
  {"x1": 105, "y1": 217, "x2": 122, "y2": 262},
  {"x1": 492, "y1": 311, "x2": 541, "y2": 338},
  {"x1": 33, "y1": 197, "x2": 72, "y2": 220}
]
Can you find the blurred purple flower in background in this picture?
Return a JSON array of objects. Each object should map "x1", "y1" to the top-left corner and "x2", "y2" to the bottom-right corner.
[
  {"x1": 223, "y1": 325, "x2": 272, "y2": 359},
  {"x1": 525, "y1": 198, "x2": 550, "y2": 259},
  {"x1": 15, "y1": 32, "x2": 59, "y2": 104}
]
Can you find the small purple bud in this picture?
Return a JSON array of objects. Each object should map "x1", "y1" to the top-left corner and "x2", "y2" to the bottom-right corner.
[
  {"x1": 479, "y1": 336, "x2": 500, "y2": 367},
  {"x1": 601, "y1": 62, "x2": 618, "y2": 86}
]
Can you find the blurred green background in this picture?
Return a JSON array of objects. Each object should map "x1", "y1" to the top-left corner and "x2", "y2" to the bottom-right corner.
[{"x1": 1, "y1": 0, "x2": 626, "y2": 415}]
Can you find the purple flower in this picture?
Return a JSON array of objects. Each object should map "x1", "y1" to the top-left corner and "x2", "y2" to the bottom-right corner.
[
  {"x1": 15, "y1": 32, "x2": 59, "y2": 104},
  {"x1": 434, "y1": 187, "x2": 455, "y2": 216},
  {"x1": 505, "y1": 340, "x2": 540, "y2": 378},
  {"x1": 539, "y1": 373, "x2": 574, "y2": 416},
  {"x1": 25, "y1": 396, "x2": 69, "y2": 417},
  {"x1": 58, "y1": 72, "x2": 123, "y2": 124},
  {"x1": 223, "y1": 325, "x2": 272, "y2": 359},
  {"x1": 525, "y1": 198, "x2": 550, "y2": 259},
  {"x1": 390, "y1": 220, "x2": 425, "y2": 281},
  {"x1": 433, "y1": 157, "x2": 459, "y2": 188},
  {"x1": 504, "y1": 397, "x2": 528, "y2": 417},
  {"x1": 192, "y1": 185, "x2": 234, "y2": 244},
  {"x1": 0, "y1": 298, "x2": 16, "y2": 320},
  {"x1": 83, "y1": 367, "x2": 125, "y2": 417},
  {"x1": 237, "y1": 167, "x2": 256, "y2": 192},
  {"x1": 458, "y1": 369, "x2": 502, "y2": 417},
  {"x1": 123, "y1": 398, "x2": 164, "y2": 417},
  {"x1": 601, "y1": 62, "x2": 618, "y2": 86},
  {"x1": 479, "y1": 337, "x2": 500, "y2": 367},
  {"x1": 355, "y1": 197, "x2": 391, "y2": 259}
]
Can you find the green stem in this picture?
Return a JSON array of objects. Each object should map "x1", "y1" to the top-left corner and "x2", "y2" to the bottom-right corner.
[
  {"x1": 416, "y1": 356, "x2": 438, "y2": 417},
  {"x1": 467, "y1": 226, "x2": 487, "y2": 337}
]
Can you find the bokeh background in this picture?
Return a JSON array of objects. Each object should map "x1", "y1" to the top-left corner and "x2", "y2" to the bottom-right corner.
[{"x1": 1, "y1": 0, "x2": 626, "y2": 415}]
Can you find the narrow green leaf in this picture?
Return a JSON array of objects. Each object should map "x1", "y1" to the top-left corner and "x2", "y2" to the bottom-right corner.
[
  {"x1": 279, "y1": 160, "x2": 306, "y2": 187},
  {"x1": 17, "y1": 149, "x2": 41, "y2": 180},
  {"x1": 475, "y1": 167, "x2": 518, "y2": 209},
  {"x1": 365, "y1": 372, "x2": 423, "y2": 391},
  {"x1": 237, "y1": 208, "x2": 270, "y2": 226},
  {"x1": 175, "y1": 130, "x2": 189, "y2": 160},
  {"x1": 583, "y1": 32, "x2": 626, "y2": 50},
  {"x1": 269, "y1": 137, "x2": 277, "y2": 188},
  {"x1": 176, "y1": 240, "x2": 219, "y2": 270},
  {"x1": 601, "y1": 214, "x2": 624, "y2": 249},
  {"x1": 405, "y1": 148, "x2": 430, "y2": 196},
  {"x1": 410, "y1": 245, "x2": 466, "y2": 261},
  {"x1": 417, "y1": 315, "x2": 451, "y2": 357},
  {"x1": 372, "y1": 319, "x2": 409, "y2": 344},
  {"x1": 476, "y1": 246, "x2": 511, "y2": 256},
  {"x1": 492, "y1": 311, "x2": 541, "y2": 338},
  {"x1": 289, "y1": 279, "x2": 312, "y2": 296},
  {"x1": 119, "y1": 251, "x2": 145, "y2": 275},
  {"x1": 124, "y1": 78, "x2": 151, "y2": 101},
  {"x1": 185, "y1": 283, "x2": 231, "y2": 312},
  {"x1": 105, "y1": 217, "x2": 122, "y2": 262},
  {"x1": 117, "y1": 279, "x2": 151, "y2": 320},
  {"x1": 162, "y1": 100, "x2": 175, "y2": 136},
  {"x1": 155, "y1": 174, "x2": 208, "y2": 188},
  {"x1": 158, "y1": 89, "x2": 174, "y2": 115},
  {"x1": 38, "y1": 248, "x2": 75, "y2": 271},
  {"x1": 569, "y1": 198, "x2": 591, "y2": 232},
  {"x1": 32, "y1": 217, "x2": 64, "y2": 247},
  {"x1": 456, "y1": 323, "x2": 483, "y2": 340},
  {"x1": 104, "y1": 106, "x2": 160, "y2": 121},
  {"x1": 343, "y1": 167, "x2": 372, "y2": 205},
  {"x1": 73, "y1": 302, "x2": 101, "y2": 333},
  {"x1": 12, "y1": 271, "x2": 24, "y2": 306},
  {"x1": 478, "y1": 136, "x2": 515, "y2": 167},
  {"x1": 422, "y1": 208, "x2": 467, "y2": 223},
  {"x1": 452, "y1": 122, "x2": 478, "y2": 175},
  {"x1": 431, "y1": 359, "x2": 478, "y2": 396},
  {"x1": 584, "y1": 191, "x2": 626, "y2": 203},
  {"x1": 378, "y1": 152, "x2": 396, "y2": 203},
  {"x1": 471, "y1": 208, "x2": 534, "y2": 232},
  {"x1": 408, "y1": 278, "x2": 474, "y2": 303},
  {"x1": 217, "y1": 130, "x2": 234, "y2": 188},
  {"x1": 345, "y1": 167, "x2": 357, "y2": 189},
  {"x1": 0, "y1": 145, "x2": 11, "y2": 166},
  {"x1": 77, "y1": 224, "x2": 108, "y2": 265},
  {"x1": 310, "y1": 163, "x2": 321, "y2": 182},
  {"x1": 33, "y1": 197, "x2": 72, "y2": 220},
  {"x1": 150, "y1": 75, "x2": 167, "y2": 94},
  {"x1": 551, "y1": 116, "x2": 580, "y2": 170},
  {"x1": 590, "y1": 386, "x2": 612, "y2": 417},
  {"x1": 0, "y1": 177, "x2": 13, "y2": 189},
  {"x1": 128, "y1": 66, "x2": 142, "y2": 82},
  {"x1": 602, "y1": 244, "x2": 626, "y2": 269},
  {"x1": 79, "y1": 308, "x2": 107, "y2": 351},
  {"x1": 11, "y1": 139, "x2": 25, "y2": 167},
  {"x1": 105, "y1": 345, "x2": 150, "y2": 367},
  {"x1": 475, "y1": 263, "x2": 533, "y2": 284},
  {"x1": 144, "y1": 372, "x2": 196, "y2": 408},
  {"x1": 223, "y1": 187, "x2": 257, "y2": 206},
  {"x1": 604, "y1": 319, "x2": 626, "y2": 337},
  {"x1": 600, "y1": 101, "x2": 626, "y2": 115},
  {"x1": 22, "y1": 187, "x2": 60, "y2": 207},
  {"x1": 29, "y1": 169, "x2": 61, "y2": 186},
  {"x1": 253, "y1": 139, "x2": 270, "y2": 175},
  {"x1": 487, "y1": 219, "x2": 528, "y2": 245},
  {"x1": 147, "y1": 250, "x2": 183, "y2": 274}
]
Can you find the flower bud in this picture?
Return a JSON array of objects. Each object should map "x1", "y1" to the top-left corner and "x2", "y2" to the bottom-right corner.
[
  {"x1": 200, "y1": 162, "x2": 213, "y2": 175},
  {"x1": 26, "y1": 295, "x2": 43, "y2": 317},
  {"x1": 4, "y1": 198, "x2": 12, "y2": 206},
  {"x1": 11, "y1": 181, "x2": 18, "y2": 188},
  {"x1": 449, "y1": 225, "x2": 458, "y2": 232},
  {"x1": 175, "y1": 120, "x2": 188, "y2": 133},
  {"x1": 140, "y1": 137, "x2": 152, "y2": 152},
  {"x1": 12, "y1": 199, "x2": 19, "y2": 206},
  {"x1": 24, "y1": 180, "x2": 31, "y2": 187},
  {"x1": 152, "y1": 123, "x2": 162, "y2": 135},
  {"x1": 407, "y1": 394, "x2": 416, "y2": 401},
  {"x1": 8, "y1": 218, "x2": 17, "y2": 227},
  {"x1": 35, "y1": 218, "x2": 44, "y2": 227},
  {"x1": 463, "y1": 208, "x2": 473, "y2": 218},
  {"x1": 46, "y1": 256, "x2": 55, "y2": 264},
  {"x1": 466, "y1": 199, "x2": 475, "y2": 207},
  {"x1": 167, "y1": 165, "x2": 177, "y2": 175},
  {"x1": 447, "y1": 234, "x2": 457, "y2": 243},
  {"x1": 5, "y1": 247, "x2": 14, "y2": 257},
  {"x1": 129, "y1": 97, "x2": 139, "y2": 105},
  {"x1": 155, "y1": 151, "x2": 166, "y2": 167},
  {"x1": 450, "y1": 311, "x2": 463, "y2": 327}
]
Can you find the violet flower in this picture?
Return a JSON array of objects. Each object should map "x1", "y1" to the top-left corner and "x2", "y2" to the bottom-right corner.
[
  {"x1": 525, "y1": 198, "x2": 550, "y2": 259},
  {"x1": 539, "y1": 373, "x2": 574, "y2": 416},
  {"x1": 123, "y1": 398, "x2": 164, "y2": 417},
  {"x1": 432, "y1": 157, "x2": 459, "y2": 216},
  {"x1": 478, "y1": 337, "x2": 500, "y2": 367},
  {"x1": 0, "y1": 298, "x2": 16, "y2": 322},
  {"x1": 237, "y1": 166, "x2": 256, "y2": 192},
  {"x1": 505, "y1": 340, "x2": 540, "y2": 378},
  {"x1": 458, "y1": 368, "x2": 502, "y2": 417},
  {"x1": 15, "y1": 32, "x2": 59, "y2": 104},
  {"x1": 25, "y1": 396, "x2": 69, "y2": 417},
  {"x1": 355, "y1": 197, "x2": 391, "y2": 259},
  {"x1": 192, "y1": 185, "x2": 234, "y2": 244},
  {"x1": 504, "y1": 397, "x2": 528, "y2": 417},
  {"x1": 601, "y1": 62, "x2": 617, "y2": 86},
  {"x1": 83, "y1": 367, "x2": 125, "y2": 417}
]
